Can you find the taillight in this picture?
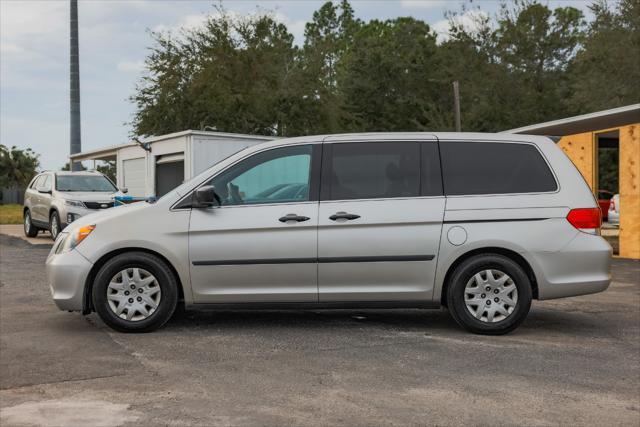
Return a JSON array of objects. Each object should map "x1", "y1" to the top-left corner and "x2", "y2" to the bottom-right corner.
[
  {"x1": 609, "y1": 199, "x2": 615, "y2": 212},
  {"x1": 566, "y1": 208, "x2": 601, "y2": 234}
]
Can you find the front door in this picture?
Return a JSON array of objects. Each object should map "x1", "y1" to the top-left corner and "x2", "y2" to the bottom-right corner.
[
  {"x1": 189, "y1": 144, "x2": 321, "y2": 303},
  {"x1": 318, "y1": 140, "x2": 445, "y2": 302}
]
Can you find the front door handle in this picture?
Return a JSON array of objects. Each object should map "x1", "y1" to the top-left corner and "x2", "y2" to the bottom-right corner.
[
  {"x1": 329, "y1": 212, "x2": 361, "y2": 221},
  {"x1": 279, "y1": 214, "x2": 310, "y2": 223}
]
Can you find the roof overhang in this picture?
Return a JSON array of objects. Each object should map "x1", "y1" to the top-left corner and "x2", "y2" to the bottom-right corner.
[
  {"x1": 69, "y1": 143, "x2": 136, "y2": 162},
  {"x1": 503, "y1": 104, "x2": 640, "y2": 136}
]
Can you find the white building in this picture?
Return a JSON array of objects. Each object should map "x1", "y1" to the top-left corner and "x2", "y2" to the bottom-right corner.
[{"x1": 70, "y1": 130, "x2": 274, "y2": 198}]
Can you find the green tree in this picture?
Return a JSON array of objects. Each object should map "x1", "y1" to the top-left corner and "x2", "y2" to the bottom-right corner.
[
  {"x1": 440, "y1": 1, "x2": 585, "y2": 131},
  {"x1": 298, "y1": 0, "x2": 361, "y2": 133},
  {"x1": 96, "y1": 161, "x2": 116, "y2": 183},
  {"x1": 340, "y1": 17, "x2": 443, "y2": 131},
  {"x1": 495, "y1": 1, "x2": 585, "y2": 125},
  {"x1": 130, "y1": 0, "x2": 634, "y2": 139},
  {"x1": 131, "y1": 9, "x2": 300, "y2": 137},
  {"x1": 0, "y1": 145, "x2": 40, "y2": 188},
  {"x1": 569, "y1": 0, "x2": 640, "y2": 112}
]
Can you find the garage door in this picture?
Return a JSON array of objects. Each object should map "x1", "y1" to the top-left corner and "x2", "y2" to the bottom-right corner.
[
  {"x1": 156, "y1": 160, "x2": 184, "y2": 197},
  {"x1": 122, "y1": 158, "x2": 146, "y2": 197}
]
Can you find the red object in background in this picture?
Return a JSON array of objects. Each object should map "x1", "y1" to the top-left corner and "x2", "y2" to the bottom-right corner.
[{"x1": 597, "y1": 190, "x2": 614, "y2": 221}]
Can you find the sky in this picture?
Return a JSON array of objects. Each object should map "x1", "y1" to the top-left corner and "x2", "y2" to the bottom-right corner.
[{"x1": 1, "y1": 0, "x2": 594, "y2": 170}]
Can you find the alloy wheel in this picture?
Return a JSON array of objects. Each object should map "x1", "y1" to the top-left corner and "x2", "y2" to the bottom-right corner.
[
  {"x1": 50, "y1": 215, "x2": 59, "y2": 240},
  {"x1": 24, "y1": 213, "x2": 31, "y2": 233}
]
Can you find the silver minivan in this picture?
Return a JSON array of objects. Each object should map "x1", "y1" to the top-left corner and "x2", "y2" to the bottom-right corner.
[{"x1": 46, "y1": 133, "x2": 611, "y2": 334}]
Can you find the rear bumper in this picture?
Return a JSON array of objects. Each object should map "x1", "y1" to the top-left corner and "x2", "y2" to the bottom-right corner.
[
  {"x1": 46, "y1": 248, "x2": 93, "y2": 311},
  {"x1": 533, "y1": 232, "x2": 612, "y2": 300}
]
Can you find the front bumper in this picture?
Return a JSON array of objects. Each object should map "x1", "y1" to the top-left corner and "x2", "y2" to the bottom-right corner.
[
  {"x1": 60, "y1": 205, "x2": 95, "y2": 228},
  {"x1": 46, "y1": 246, "x2": 93, "y2": 311}
]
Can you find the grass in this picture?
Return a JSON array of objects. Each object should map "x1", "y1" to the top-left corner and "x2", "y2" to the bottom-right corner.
[{"x1": 0, "y1": 204, "x2": 24, "y2": 224}]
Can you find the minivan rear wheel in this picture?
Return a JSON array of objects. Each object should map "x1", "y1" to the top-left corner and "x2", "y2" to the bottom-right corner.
[
  {"x1": 92, "y1": 252, "x2": 178, "y2": 333},
  {"x1": 24, "y1": 210, "x2": 39, "y2": 237},
  {"x1": 446, "y1": 254, "x2": 532, "y2": 335}
]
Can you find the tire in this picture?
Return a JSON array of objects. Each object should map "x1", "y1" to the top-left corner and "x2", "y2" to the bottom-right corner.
[
  {"x1": 92, "y1": 252, "x2": 178, "y2": 333},
  {"x1": 446, "y1": 254, "x2": 532, "y2": 335},
  {"x1": 49, "y1": 211, "x2": 61, "y2": 241},
  {"x1": 23, "y1": 210, "x2": 39, "y2": 237}
]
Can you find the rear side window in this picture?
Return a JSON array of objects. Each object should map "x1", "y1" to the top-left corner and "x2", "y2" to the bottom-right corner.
[
  {"x1": 322, "y1": 142, "x2": 420, "y2": 200},
  {"x1": 439, "y1": 142, "x2": 557, "y2": 196}
]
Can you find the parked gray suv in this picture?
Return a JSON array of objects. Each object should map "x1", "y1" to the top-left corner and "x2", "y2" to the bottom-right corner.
[
  {"x1": 24, "y1": 171, "x2": 120, "y2": 240},
  {"x1": 46, "y1": 133, "x2": 611, "y2": 335}
]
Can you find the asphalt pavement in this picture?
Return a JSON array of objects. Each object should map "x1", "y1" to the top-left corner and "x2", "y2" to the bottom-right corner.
[{"x1": 0, "y1": 234, "x2": 638, "y2": 426}]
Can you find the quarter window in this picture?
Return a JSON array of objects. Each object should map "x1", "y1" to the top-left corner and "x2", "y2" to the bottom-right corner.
[
  {"x1": 440, "y1": 141, "x2": 557, "y2": 195},
  {"x1": 207, "y1": 145, "x2": 314, "y2": 206},
  {"x1": 323, "y1": 142, "x2": 422, "y2": 200}
]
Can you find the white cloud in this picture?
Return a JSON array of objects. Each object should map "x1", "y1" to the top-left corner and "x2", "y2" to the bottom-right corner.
[
  {"x1": 432, "y1": 9, "x2": 489, "y2": 42},
  {"x1": 400, "y1": 0, "x2": 449, "y2": 10},
  {"x1": 272, "y1": 11, "x2": 307, "y2": 45},
  {"x1": 117, "y1": 60, "x2": 145, "y2": 73},
  {"x1": 152, "y1": 12, "x2": 210, "y2": 34}
]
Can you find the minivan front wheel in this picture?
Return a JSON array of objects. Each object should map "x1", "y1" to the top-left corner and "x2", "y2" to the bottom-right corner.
[
  {"x1": 446, "y1": 254, "x2": 532, "y2": 335},
  {"x1": 92, "y1": 252, "x2": 178, "y2": 333}
]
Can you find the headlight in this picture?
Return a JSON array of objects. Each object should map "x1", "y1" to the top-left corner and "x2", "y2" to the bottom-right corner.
[
  {"x1": 65, "y1": 200, "x2": 86, "y2": 208},
  {"x1": 56, "y1": 224, "x2": 96, "y2": 253}
]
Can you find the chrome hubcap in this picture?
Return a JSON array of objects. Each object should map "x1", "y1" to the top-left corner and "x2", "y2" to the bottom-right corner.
[
  {"x1": 107, "y1": 268, "x2": 161, "y2": 321},
  {"x1": 25, "y1": 214, "x2": 31, "y2": 231},
  {"x1": 464, "y1": 269, "x2": 518, "y2": 323}
]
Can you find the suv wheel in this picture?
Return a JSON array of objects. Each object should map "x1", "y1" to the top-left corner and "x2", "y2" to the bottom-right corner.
[
  {"x1": 49, "y1": 211, "x2": 61, "y2": 241},
  {"x1": 24, "y1": 210, "x2": 39, "y2": 237},
  {"x1": 92, "y1": 252, "x2": 178, "y2": 333},
  {"x1": 446, "y1": 254, "x2": 532, "y2": 335}
]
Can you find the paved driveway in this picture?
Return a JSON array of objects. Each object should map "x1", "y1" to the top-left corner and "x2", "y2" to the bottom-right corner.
[{"x1": 0, "y1": 234, "x2": 638, "y2": 426}]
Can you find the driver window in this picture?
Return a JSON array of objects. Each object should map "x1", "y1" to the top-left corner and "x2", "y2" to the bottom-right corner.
[{"x1": 208, "y1": 145, "x2": 313, "y2": 206}]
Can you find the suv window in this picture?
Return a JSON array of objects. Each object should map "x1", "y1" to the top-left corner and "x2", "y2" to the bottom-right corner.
[
  {"x1": 30, "y1": 175, "x2": 43, "y2": 189},
  {"x1": 40, "y1": 175, "x2": 52, "y2": 191},
  {"x1": 55, "y1": 174, "x2": 116, "y2": 192},
  {"x1": 322, "y1": 142, "x2": 423, "y2": 201},
  {"x1": 207, "y1": 145, "x2": 314, "y2": 206},
  {"x1": 440, "y1": 141, "x2": 557, "y2": 195}
]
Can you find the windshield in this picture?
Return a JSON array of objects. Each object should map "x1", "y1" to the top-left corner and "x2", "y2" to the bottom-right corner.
[{"x1": 56, "y1": 175, "x2": 117, "y2": 192}]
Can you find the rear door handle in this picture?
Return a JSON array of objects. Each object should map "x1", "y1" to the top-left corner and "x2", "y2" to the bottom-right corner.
[
  {"x1": 279, "y1": 214, "x2": 310, "y2": 223},
  {"x1": 329, "y1": 212, "x2": 361, "y2": 221}
]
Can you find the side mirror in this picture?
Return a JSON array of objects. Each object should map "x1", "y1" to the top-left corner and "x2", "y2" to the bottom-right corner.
[
  {"x1": 37, "y1": 187, "x2": 51, "y2": 194},
  {"x1": 120, "y1": 187, "x2": 128, "y2": 194},
  {"x1": 193, "y1": 185, "x2": 221, "y2": 208}
]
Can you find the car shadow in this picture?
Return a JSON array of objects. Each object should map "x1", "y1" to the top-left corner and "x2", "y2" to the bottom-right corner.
[{"x1": 162, "y1": 303, "x2": 617, "y2": 339}]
